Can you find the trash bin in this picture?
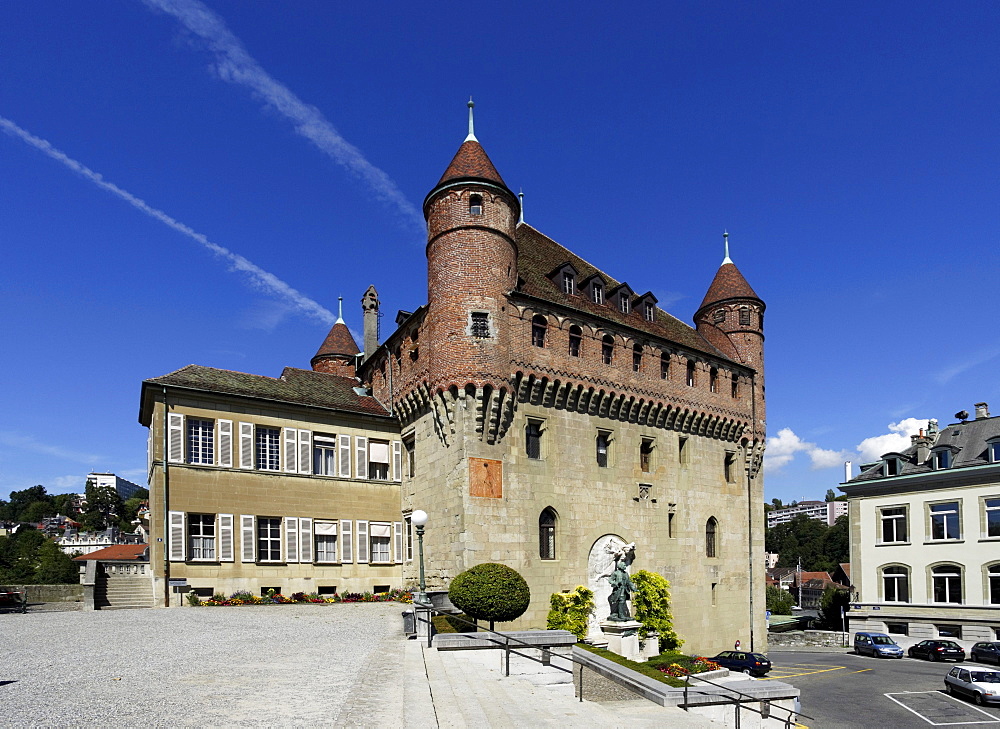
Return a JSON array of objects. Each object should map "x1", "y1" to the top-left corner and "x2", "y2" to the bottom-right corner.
[{"x1": 402, "y1": 609, "x2": 416, "y2": 636}]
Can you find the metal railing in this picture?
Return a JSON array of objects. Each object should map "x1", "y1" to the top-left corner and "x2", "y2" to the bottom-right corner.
[{"x1": 679, "y1": 670, "x2": 812, "y2": 728}]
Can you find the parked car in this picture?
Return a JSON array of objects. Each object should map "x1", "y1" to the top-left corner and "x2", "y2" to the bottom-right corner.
[
  {"x1": 709, "y1": 651, "x2": 772, "y2": 677},
  {"x1": 908, "y1": 640, "x2": 966, "y2": 662},
  {"x1": 944, "y1": 666, "x2": 1000, "y2": 705},
  {"x1": 971, "y1": 642, "x2": 1000, "y2": 665},
  {"x1": 854, "y1": 632, "x2": 904, "y2": 658}
]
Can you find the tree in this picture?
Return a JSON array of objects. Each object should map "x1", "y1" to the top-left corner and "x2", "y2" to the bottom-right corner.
[
  {"x1": 448, "y1": 563, "x2": 530, "y2": 630},
  {"x1": 631, "y1": 570, "x2": 683, "y2": 651},
  {"x1": 819, "y1": 585, "x2": 851, "y2": 630},
  {"x1": 118, "y1": 489, "x2": 150, "y2": 532},
  {"x1": 52, "y1": 493, "x2": 78, "y2": 517},
  {"x1": 78, "y1": 483, "x2": 123, "y2": 532},
  {"x1": 0, "y1": 527, "x2": 46, "y2": 583},
  {"x1": 34, "y1": 540, "x2": 79, "y2": 584},
  {"x1": 824, "y1": 489, "x2": 837, "y2": 502},
  {"x1": 766, "y1": 585, "x2": 795, "y2": 615},
  {"x1": 2, "y1": 485, "x2": 54, "y2": 522}
]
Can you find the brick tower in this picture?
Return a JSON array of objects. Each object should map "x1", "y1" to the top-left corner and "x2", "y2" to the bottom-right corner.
[
  {"x1": 311, "y1": 297, "x2": 360, "y2": 377},
  {"x1": 422, "y1": 99, "x2": 520, "y2": 397}
]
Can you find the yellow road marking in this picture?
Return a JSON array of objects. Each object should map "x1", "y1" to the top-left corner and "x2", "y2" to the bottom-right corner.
[
  {"x1": 761, "y1": 666, "x2": 846, "y2": 679},
  {"x1": 852, "y1": 668, "x2": 873, "y2": 673}
]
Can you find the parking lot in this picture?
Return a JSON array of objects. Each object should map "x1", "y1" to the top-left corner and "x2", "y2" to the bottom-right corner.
[{"x1": 767, "y1": 650, "x2": 1000, "y2": 728}]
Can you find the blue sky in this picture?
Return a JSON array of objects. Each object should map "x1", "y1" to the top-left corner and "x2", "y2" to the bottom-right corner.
[{"x1": 2, "y1": 1, "x2": 998, "y2": 503}]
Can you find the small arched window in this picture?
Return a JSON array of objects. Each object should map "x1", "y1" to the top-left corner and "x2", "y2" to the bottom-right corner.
[
  {"x1": 731, "y1": 373, "x2": 739, "y2": 398},
  {"x1": 932, "y1": 564, "x2": 962, "y2": 604},
  {"x1": 882, "y1": 565, "x2": 909, "y2": 602},
  {"x1": 706, "y1": 517, "x2": 718, "y2": 558},
  {"x1": 469, "y1": 194, "x2": 483, "y2": 215},
  {"x1": 632, "y1": 344, "x2": 643, "y2": 372},
  {"x1": 602, "y1": 335, "x2": 614, "y2": 365},
  {"x1": 531, "y1": 315, "x2": 547, "y2": 347},
  {"x1": 568, "y1": 325, "x2": 582, "y2": 357},
  {"x1": 988, "y1": 564, "x2": 1000, "y2": 605},
  {"x1": 710, "y1": 367, "x2": 718, "y2": 393},
  {"x1": 686, "y1": 360, "x2": 696, "y2": 387},
  {"x1": 539, "y1": 508, "x2": 556, "y2": 560},
  {"x1": 660, "y1": 352, "x2": 669, "y2": 379}
]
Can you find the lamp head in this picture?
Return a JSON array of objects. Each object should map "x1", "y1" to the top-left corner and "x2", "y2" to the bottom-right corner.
[{"x1": 411, "y1": 510, "x2": 428, "y2": 527}]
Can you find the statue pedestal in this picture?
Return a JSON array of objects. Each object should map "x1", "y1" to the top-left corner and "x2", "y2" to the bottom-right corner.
[{"x1": 600, "y1": 620, "x2": 642, "y2": 662}]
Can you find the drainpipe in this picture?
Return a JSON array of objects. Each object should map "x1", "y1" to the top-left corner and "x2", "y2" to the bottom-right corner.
[
  {"x1": 162, "y1": 386, "x2": 171, "y2": 607},
  {"x1": 748, "y1": 373, "x2": 757, "y2": 652}
]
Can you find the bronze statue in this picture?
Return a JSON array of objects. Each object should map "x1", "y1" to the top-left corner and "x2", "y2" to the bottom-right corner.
[{"x1": 605, "y1": 546, "x2": 637, "y2": 621}]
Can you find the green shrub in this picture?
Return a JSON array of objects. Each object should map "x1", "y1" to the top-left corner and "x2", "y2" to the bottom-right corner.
[
  {"x1": 431, "y1": 612, "x2": 478, "y2": 633},
  {"x1": 448, "y1": 563, "x2": 530, "y2": 630},
  {"x1": 575, "y1": 643, "x2": 687, "y2": 688},
  {"x1": 631, "y1": 570, "x2": 683, "y2": 651},
  {"x1": 766, "y1": 585, "x2": 795, "y2": 615},
  {"x1": 186, "y1": 592, "x2": 201, "y2": 606},
  {"x1": 546, "y1": 585, "x2": 595, "y2": 640}
]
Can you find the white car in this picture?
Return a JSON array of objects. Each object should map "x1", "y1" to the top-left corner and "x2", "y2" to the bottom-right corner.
[{"x1": 944, "y1": 666, "x2": 1000, "y2": 705}]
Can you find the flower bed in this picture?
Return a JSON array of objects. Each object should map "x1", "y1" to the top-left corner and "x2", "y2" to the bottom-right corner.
[{"x1": 187, "y1": 588, "x2": 412, "y2": 607}]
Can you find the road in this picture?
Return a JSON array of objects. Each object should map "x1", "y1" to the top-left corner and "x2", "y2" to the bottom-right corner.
[{"x1": 767, "y1": 650, "x2": 1000, "y2": 728}]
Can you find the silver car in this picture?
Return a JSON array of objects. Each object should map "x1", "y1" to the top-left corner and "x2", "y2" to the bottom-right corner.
[{"x1": 944, "y1": 666, "x2": 1000, "y2": 705}]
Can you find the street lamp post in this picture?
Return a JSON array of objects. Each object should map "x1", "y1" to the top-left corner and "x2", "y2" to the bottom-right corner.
[{"x1": 412, "y1": 510, "x2": 429, "y2": 606}]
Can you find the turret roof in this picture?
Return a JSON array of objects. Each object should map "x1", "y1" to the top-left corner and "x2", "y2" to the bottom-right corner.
[
  {"x1": 698, "y1": 262, "x2": 762, "y2": 312},
  {"x1": 436, "y1": 140, "x2": 508, "y2": 189},
  {"x1": 314, "y1": 321, "x2": 360, "y2": 358}
]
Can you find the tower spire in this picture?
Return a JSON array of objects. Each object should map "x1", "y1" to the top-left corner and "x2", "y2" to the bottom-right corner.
[
  {"x1": 336, "y1": 296, "x2": 344, "y2": 323},
  {"x1": 465, "y1": 97, "x2": 477, "y2": 142},
  {"x1": 518, "y1": 188, "x2": 524, "y2": 224},
  {"x1": 722, "y1": 230, "x2": 732, "y2": 264}
]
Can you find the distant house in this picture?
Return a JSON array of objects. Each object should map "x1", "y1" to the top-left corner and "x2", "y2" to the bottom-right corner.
[
  {"x1": 840, "y1": 403, "x2": 1000, "y2": 643},
  {"x1": 73, "y1": 544, "x2": 151, "y2": 610},
  {"x1": 86, "y1": 472, "x2": 144, "y2": 500},
  {"x1": 766, "y1": 500, "x2": 847, "y2": 528}
]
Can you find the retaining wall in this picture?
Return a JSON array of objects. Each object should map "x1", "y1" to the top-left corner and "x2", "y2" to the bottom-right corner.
[{"x1": 1, "y1": 584, "x2": 84, "y2": 602}]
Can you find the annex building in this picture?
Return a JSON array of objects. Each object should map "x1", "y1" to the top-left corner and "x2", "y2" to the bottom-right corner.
[
  {"x1": 841, "y1": 403, "x2": 1000, "y2": 643},
  {"x1": 141, "y1": 105, "x2": 768, "y2": 653}
]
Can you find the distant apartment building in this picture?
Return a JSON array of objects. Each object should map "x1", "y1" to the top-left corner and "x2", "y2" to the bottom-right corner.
[
  {"x1": 87, "y1": 472, "x2": 144, "y2": 500},
  {"x1": 767, "y1": 500, "x2": 847, "y2": 528}
]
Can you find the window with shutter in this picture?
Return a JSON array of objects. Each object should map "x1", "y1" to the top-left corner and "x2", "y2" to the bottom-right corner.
[
  {"x1": 217, "y1": 420, "x2": 233, "y2": 468},
  {"x1": 146, "y1": 428, "x2": 153, "y2": 478},
  {"x1": 299, "y1": 517, "x2": 313, "y2": 563},
  {"x1": 392, "y1": 441, "x2": 402, "y2": 482},
  {"x1": 167, "y1": 413, "x2": 184, "y2": 463},
  {"x1": 218, "y1": 514, "x2": 234, "y2": 561},
  {"x1": 339, "y1": 435, "x2": 352, "y2": 478},
  {"x1": 394, "y1": 521, "x2": 403, "y2": 563},
  {"x1": 356, "y1": 436, "x2": 368, "y2": 480},
  {"x1": 285, "y1": 517, "x2": 299, "y2": 562},
  {"x1": 283, "y1": 428, "x2": 298, "y2": 473},
  {"x1": 340, "y1": 519, "x2": 353, "y2": 563},
  {"x1": 297, "y1": 430, "x2": 312, "y2": 474},
  {"x1": 356, "y1": 520, "x2": 369, "y2": 563},
  {"x1": 239, "y1": 423, "x2": 254, "y2": 469},
  {"x1": 241, "y1": 515, "x2": 255, "y2": 562},
  {"x1": 168, "y1": 511, "x2": 185, "y2": 561}
]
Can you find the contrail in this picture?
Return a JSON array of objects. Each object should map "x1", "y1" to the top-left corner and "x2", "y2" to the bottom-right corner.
[
  {"x1": 142, "y1": 0, "x2": 425, "y2": 234},
  {"x1": 1, "y1": 116, "x2": 335, "y2": 326}
]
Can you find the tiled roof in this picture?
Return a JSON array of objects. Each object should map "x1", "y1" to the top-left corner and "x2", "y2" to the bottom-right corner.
[
  {"x1": 313, "y1": 321, "x2": 360, "y2": 358},
  {"x1": 73, "y1": 544, "x2": 148, "y2": 561},
  {"x1": 850, "y1": 413, "x2": 1000, "y2": 483},
  {"x1": 514, "y1": 224, "x2": 740, "y2": 364},
  {"x1": 144, "y1": 365, "x2": 391, "y2": 418},
  {"x1": 436, "y1": 140, "x2": 508, "y2": 189},
  {"x1": 698, "y1": 262, "x2": 761, "y2": 312}
]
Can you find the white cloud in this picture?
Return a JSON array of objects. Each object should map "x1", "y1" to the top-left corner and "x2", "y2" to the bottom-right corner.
[
  {"x1": 764, "y1": 428, "x2": 853, "y2": 473},
  {"x1": 0, "y1": 116, "x2": 335, "y2": 326},
  {"x1": 855, "y1": 417, "x2": 927, "y2": 462},
  {"x1": 0, "y1": 431, "x2": 102, "y2": 465},
  {"x1": 934, "y1": 346, "x2": 1000, "y2": 384},
  {"x1": 50, "y1": 475, "x2": 86, "y2": 492},
  {"x1": 808, "y1": 447, "x2": 850, "y2": 470},
  {"x1": 142, "y1": 0, "x2": 424, "y2": 234}
]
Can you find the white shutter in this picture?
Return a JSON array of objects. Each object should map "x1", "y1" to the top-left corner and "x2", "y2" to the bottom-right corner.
[
  {"x1": 217, "y1": 420, "x2": 233, "y2": 468},
  {"x1": 340, "y1": 519, "x2": 353, "y2": 563},
  {"x1": 392, "y1": 441, "x2": 402, "y2": 482},
  {"x1": 146, "y1": 428, "x2": 153, "y2": 477},
  {"x1": 298, "y1": 430, "x2": 312, "y2": 475},
  {"x1": 241, "y1": 515, "x2": 255, "y2": 562},
  {"x1": 394, "y1": 521, "x2": 403, "y2": 563},
  {"x1": 356, "y1": 520, "x2": 369, "y2": 563},
  {"x1": 218, "y1": 514, "x2": 234, "y2": 562},
  {"x1": 168, "y1": 511, "x2": 185, "y2": 561},
  {"x1": 338, "y1": 435, "x2": 352, "y2": 478},
  {"x1": 283, "y1": 428, "x2": 298, "y2": 473},
  {"x1": 299, "y1": 517, "x2": 313, "y2": 563},
  {"x1": 356, "y1": 436, "x2": 368, "y2": 480},
  {"x1": 239, "y1": 423, "x2": 254, "y2": 469},
  {"x1": 285, "y1": 517, "x2": 299, "y2": 562},
  {"x1": 167, "y1": 413, "x2": 184, "y2": 463}
]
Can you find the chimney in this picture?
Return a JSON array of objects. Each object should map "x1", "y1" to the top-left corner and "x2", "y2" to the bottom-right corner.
[
  {"x1": 844, "y1": 461, "x2": 852, "y2": 482},
  {"x1": 362, "y1": 285, "x2": 380, "y2": 362},
  {"x1": 975, "y1": 402, "x2": 990, "y2": 420}
]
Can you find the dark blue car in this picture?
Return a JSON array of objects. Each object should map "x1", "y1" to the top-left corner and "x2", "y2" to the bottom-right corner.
[{"x1": 709, "y1": 650, "x2": 772, "y2": 677}]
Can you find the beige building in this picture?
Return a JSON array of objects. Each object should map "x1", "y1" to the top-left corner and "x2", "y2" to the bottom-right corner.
[
  {"x1": 841, "y1": 403, "x2": 1000, "y2": 643},
  {"x1": 139, "y1": 318, "x2": 406, "y2": 606}
]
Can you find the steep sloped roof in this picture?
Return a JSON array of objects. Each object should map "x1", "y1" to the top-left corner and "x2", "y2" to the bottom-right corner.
[
  {"x1": 698, "y1": 261, "x2": 762, "y2": 312},
  {"x1": 514, "y1": 224, "x2": 741, "y2": 364},
  {"x1": 436, "y1": 140, "x2": 508, "y2": 188},
  {"x1": 314, "y1": 321, "x2": 360, "y2": 358}
]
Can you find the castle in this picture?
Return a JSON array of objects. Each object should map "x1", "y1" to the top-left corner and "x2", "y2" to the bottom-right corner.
[{"x1": 142, "y1": 103, "x2": 767, "y2": 652}]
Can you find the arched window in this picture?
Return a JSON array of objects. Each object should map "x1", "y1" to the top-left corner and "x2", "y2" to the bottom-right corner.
[
  {"x1": 882, "y1": 565, "x2": 910, "y2": 602},
  {"x1": 710, "y1": 367, "x2": 718, "y2": 393},
  {"x1": 731, "y1": 373, "x2": 739, "y2": 398},
  {"x1": 739, "y1": 307, "x2": 751, "y2": 326},
  {"x1": 469, "y1": 194, "x2": 483, "y2": 215},
  {"x1": 568, "y1": 325, "x2": 582, "y2": 357},
  {"x1": 632, "y1": 344, "x2": 643, "y2": 372},
  {"x1": 602, "y1": 335, "x2": 614, "y2": 365},
  {"x1": 531, "y1": 315, "x2": 547, "y2": 347},
  {"x1": 706, "y1": 517, "x2": 718, "y2": 558},
  {"x1": 932, "y1": 564, "x2": 962, "y2": 604},
  {"x1": 989, "y1": 564, "x2": 1000, "y2": 604},
  {"x1": 686, "y1": 360, "x2": 696, "y2": 387},
  {"x1": 539, "y1": 508, "x2": 556, "y2": 560},
  {"x1": 660, "y1": 352, "x2": 669, "y2": 379}
]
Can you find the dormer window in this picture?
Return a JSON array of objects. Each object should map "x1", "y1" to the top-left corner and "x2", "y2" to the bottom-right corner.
[
  {"x1": 988, "y1": 438, "x2": 1000, "y2": 463},
  {"x1": 469, "y1": 194, "x2": 483, "y2": 215},
  {"x1": 932, "y1": 449, "x2": 952, "y2": 470},
  {"x1": 562, "y1": 272, "x2": 575, "y2": 295},
  {"x1": 620, "y1": 296, "x2": 630, "y2": 314},
  {"x1": 644, "y1": 302, "x2": 654, "y2": 322},
  {"x1": 592, "y1": 283, "x2": 604, "y2": 305},
  {"x1": 885, "y1": 457, "x2": 901, "y2": 477}
]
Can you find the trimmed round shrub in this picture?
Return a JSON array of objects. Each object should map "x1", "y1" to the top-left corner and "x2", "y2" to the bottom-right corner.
[{"x1": 448, "y1": 563, "x2": 530, "y2": 629}]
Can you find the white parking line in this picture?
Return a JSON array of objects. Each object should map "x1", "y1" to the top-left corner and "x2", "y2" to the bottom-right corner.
[{"x1": 884, "y1": 691, "x2": 1000, "y2": 726}]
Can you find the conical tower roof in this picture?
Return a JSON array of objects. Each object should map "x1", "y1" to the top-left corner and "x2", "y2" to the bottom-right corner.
[
  {"x1": 698, "y1": 261, "x2": 761, "y2": 312},
  {"x1": 436, "y1": 139, "x2": 508, "y2": 189},
  {"x1": 313, "y1": 320, "x2": 360, "y2": 360}
]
